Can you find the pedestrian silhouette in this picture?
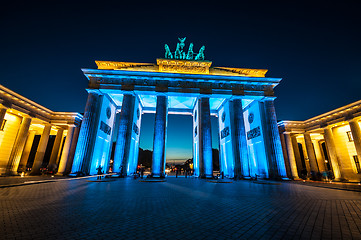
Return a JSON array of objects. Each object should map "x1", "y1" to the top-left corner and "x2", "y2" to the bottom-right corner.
[
  {"x1": 140, "y1": 167, "x2": 144, "y2": 179},
  {"x1": 96, "y1": 165, "x2": 103, "y2": 180}
]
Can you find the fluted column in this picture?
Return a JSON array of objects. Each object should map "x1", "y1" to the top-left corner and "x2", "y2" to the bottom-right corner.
[
  {"x1": 232, "y1": 99, "x2": 250, "y2": 178},
  {"x1": 30, "y1": 124, "x2": 52, "y2": 175},
  {"x1": 151, "y1": 95, "x2": 168, "y2": 177},
  {"x1": 6, "y1": 117, "x2": 32, "y2": 175},
  {"x1": 303, "y1": 132, "x2": 319, "y2": 173},
  {"x1": 199, "y1": 97, "x2": 213, "y2": 178},
  {"x1": 64, "y1": 126, "x2": 80, "y2": 175},
  {"x1": 323, "y1": 126, "x2": 342, "y2": 180},
  {"x1": 283, "y1": 132, "x2": 300, "y2": 179},
  {"x1": 71, "y1": 91, "x2": 103, "y2": 174},
  {"x1": 17, "y1": 130, "x2": 36, "y2": 172},
  {"x1": 47, "y1": 128, "x2": 64, "y2": 171},
  {"x1": 262, "y1": 99, "x2": 287, "y2": 178},
  {"x1": 57, "y1": 125, "x2": 76, "y2": 175},
  {"x1": 312, "y1": 139, "x2": 326, "y2": 172},
  {"x1": 349, "y1": 119, "x2": 361, "y2": 163},
  {"x1": 113, "y1": 94, "x2": 135, "y2": 175}
]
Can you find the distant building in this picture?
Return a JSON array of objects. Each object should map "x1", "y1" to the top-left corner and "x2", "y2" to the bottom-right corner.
[
  {"x1": 0, "y1": 85, "x2": 82, "y2": 175},
  {"x1": 278, "y1": 100, "x2": 361, "y2": 181}
]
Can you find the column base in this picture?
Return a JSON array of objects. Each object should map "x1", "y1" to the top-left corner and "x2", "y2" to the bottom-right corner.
[
  {"x1": 148, "y1": 173, "x2": 166, "y2": 179},
  {"x1": 67, "y1": 172, "x2": 86, "y2": 177},
  {"x1": 332, "y1": 178, "x2": 343, "y2": 182},
  {"x1": 200, "y1": 174, "x2": 214, "y2": 179},
  {"x1": 29, "y1": 171, "x2": 42, "y2": 176},
  {"x1": 110, "y1": 172, "x2": 126, "y2": 178},
  {"x1": 4, "y1": 171, "x2": 20, "y2": 176}
]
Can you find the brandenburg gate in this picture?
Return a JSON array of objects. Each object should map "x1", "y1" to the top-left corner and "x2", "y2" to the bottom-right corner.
[{"x1": 71, "y1": 38, "x2": 287, "y2": 179}]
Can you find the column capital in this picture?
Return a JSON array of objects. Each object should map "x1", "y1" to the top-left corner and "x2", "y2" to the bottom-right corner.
[
  {"x1": 303, "y1": 132, "x2": 312, "y2": 137},
  {"x1": 321, "y1": 124, "x2": 332, "y2": 130},
  {"x1": 86, "y1": 89, "x2": 103, "y2": 95},
  {"x1": 348, "y1": 118, "x2": 360, "y2": 124},
  {"x1": 155, "y1": 92, "x2": 168, "y2": 97},
  {"x1": 197, "y1": 95, "x2": 211, "y2": 99},
  {"x1": 260, "y1": 96, "x2": 277, "y2": 102},
  {"x1": 0, "y1": 101, "x2": 12, "y2": 109}
]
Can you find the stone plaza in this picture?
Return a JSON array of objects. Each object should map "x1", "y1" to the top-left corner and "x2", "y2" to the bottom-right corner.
[{"x1": 1, "y1": 176, "x2": 361, "y2": 240}]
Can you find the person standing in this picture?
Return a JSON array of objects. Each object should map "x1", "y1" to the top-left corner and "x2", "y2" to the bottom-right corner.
[{"x1": 96, "y1": 165, "x2": 103, "y2": 180}]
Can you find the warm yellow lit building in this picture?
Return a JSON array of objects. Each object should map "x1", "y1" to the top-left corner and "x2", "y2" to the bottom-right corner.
[
  {"x1": 278, "y1": 100, "x2": 361, "y2": 182},
  {"x1": 0, "y1": 85, "x2": 82, "y2": 176}
]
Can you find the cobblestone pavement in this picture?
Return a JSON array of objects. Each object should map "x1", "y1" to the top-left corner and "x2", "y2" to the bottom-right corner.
[
  {"x1": 0, "y1": 176, "x2": 69, "y2": 187},
  {"x1": 291, "y1": 180, "x2": 361, "y2": 192},
  {"x1": 1, "y1": 177, "x2": 361, "y2": 240}
]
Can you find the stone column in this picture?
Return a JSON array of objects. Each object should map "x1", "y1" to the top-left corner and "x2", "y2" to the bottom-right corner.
[
  {"x1": 303, "y1": 132, "x2": 319, "y2": 173},
  {"x1": 57, "y1": 125, "x2": 76, "y2": 175},
  {"x1": 232, "y1": 98, "x2": 250, "y2": 178},
  {"x1": 71, "y1": 91, "x2": 103, "y2": 174},
  {"x1": 30, "y1": 124, "x2": 52, "y2": 175},
  {"x1": 261, "y1": 99, "x2": 287, "y2": 178},
  {"x1": 291, "y1": 135, "x2": 304, "y2": 174},
  {"x1": 47, "y1": 128, "x2": 64, "y2": 171},
  {"x1": 279, "y1": 132, "x2": 292, "y2": 178},
  {"x1": 113, "y1": 94, "x2": 135, "y2": 175},
  {"x1": 64, "y1": 126, "x2": 81, "y2": 175},
  {"x1": 349, "y1": 119, "x2": 361, "y2": 163},
  {"x1": 0, "y1": 106, "x2": 8, "y2": 128},
  {"x1": 17, "y1": 130, "x2": 36, "y2": 172},
  {"x1": 6, "y1": 117, "x2": 32, "y2": 175},
  {"x1": 151, "y1": 95, "x2": 168, "y2": 177},
  {"x1": 323, "y1": 126, "x2": 342, "y2": 180},
  {"x1": 312, "y1": 139, "x2": 326, "y2": 172},
  {"x1": 283, "y1": 132, "x2": 300, "y2": 179},
  {"x1": 199, "y1": 97, "x2": 213, "y2": 178}
]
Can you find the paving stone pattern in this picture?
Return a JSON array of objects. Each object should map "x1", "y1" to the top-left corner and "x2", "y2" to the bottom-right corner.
[{"x1": 1, "y1": 177, "x2": 361, "y2": 240}]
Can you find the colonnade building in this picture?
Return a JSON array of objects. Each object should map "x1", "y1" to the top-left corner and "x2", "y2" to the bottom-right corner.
[
  {"x1": 70, "y1": 51, "x2": 288, "y2": 179},
  {"x1": 278, "y1": 100, "x2": 361, "y2": 182},
  {"x1": 0, "y1": 85, "x2": 82, "y2": 176}
]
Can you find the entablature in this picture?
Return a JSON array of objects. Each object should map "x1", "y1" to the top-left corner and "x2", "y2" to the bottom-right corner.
[
  {"x1": 83, "y1": 68, "x2": 280, "y2": 97},
  {"x1": 0, "y1": 84, "x2": 83, "y2": 126}
]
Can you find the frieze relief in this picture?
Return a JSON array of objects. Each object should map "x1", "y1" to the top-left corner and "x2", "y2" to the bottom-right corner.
[
  {"x1": 96, "y1": 61, "x2": 153, "y2": 70},
  {"x1": 157, "y1": 59, "x2": 212, "y2": 74},
  {"x1": 91, "y1": 76, "x2": 270, "y2": 93}
]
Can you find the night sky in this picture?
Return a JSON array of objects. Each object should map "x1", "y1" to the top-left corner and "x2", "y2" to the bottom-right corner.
[{"x1": 1, "y1": 1, "x2": 360, "y2": 161}]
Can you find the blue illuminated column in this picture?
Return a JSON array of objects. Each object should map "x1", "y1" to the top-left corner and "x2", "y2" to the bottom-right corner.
[
  {"x1": 71, "y1": 90, "x2": 103, "y2": 175},
  {"x1": 260, "y1": 98, "x2": 287, "y2": 179},
  {"x1": 199, "y1": 97, "x2": 213, "y2": 178},
  {"x1": 231, "y1": 99, "x2": 250, "y2": 178},
  {"x1": 113, "y1": 94, "x2": 135, "y2": 175},
  {"x1": 151, "y1": 95, "x2": 168, "y2": 177},
  {"x1": 192, "y1": 101, "x2": 200, "y2": 177}
]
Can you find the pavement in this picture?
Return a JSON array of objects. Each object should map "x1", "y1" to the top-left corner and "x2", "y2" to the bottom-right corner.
[{"x1": 1, "y1": 176, "x2": 361, "y2": 240}]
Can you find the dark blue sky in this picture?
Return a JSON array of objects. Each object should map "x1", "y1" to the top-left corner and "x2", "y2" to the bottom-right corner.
[{"x1": 1, "y1": 1, "x2": 360, "y2": 160}]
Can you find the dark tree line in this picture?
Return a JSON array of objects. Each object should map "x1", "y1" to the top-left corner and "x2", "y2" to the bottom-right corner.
[{"x1": 138, "y1": 148, "x2": 219, "y2": 171}]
